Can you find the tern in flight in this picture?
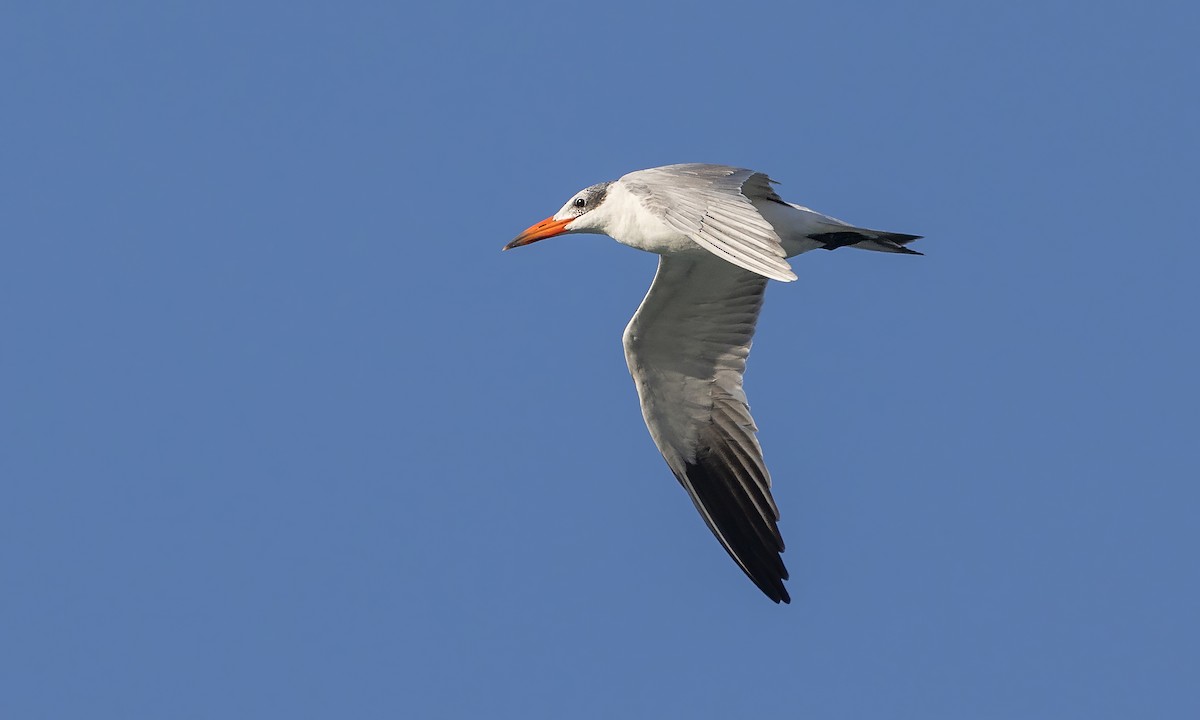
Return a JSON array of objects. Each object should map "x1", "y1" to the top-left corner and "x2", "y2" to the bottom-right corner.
[{"x1": 505, "y1": 163, "x2": 921, "y2": 603}]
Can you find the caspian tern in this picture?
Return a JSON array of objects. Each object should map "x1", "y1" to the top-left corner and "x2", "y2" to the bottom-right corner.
[{"x1": 505, "y1": 163, "x2": 921, "y2": 603}]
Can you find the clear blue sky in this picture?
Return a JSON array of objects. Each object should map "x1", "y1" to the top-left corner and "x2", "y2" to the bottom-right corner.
[{"x1": 3, "y1": 2, "x2": 1198, "y2": 718}]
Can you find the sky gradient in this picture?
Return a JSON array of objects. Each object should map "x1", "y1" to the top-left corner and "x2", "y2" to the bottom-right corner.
[{"x1": 3, "y1": 2, "x2": 1198, "y2": 718}]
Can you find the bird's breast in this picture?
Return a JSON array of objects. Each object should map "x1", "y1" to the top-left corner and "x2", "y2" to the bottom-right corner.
[{"x1": 604, "y1": 182, "x2": 699, "y2": 255}]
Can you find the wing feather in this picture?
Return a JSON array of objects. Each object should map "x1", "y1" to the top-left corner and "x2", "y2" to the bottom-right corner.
[
  {"x1": 622, "y1": 252, "x2": 790, "y2": 603},
  {"x1": 622, "y1": 164, "x2": 798, "y2": 282}
]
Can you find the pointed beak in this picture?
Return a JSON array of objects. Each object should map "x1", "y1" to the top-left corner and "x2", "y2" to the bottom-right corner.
[{"x1": 504, "y1": 216, "x2": 572, "y2": 250}]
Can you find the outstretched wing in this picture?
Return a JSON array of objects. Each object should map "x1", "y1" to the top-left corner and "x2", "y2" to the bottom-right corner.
[
  {"x1": 622, "y1": 251, "x2": 790, "y2": 603},
  {"x1": 622, "y1": 164, "x2": 798, "y2": 283}
]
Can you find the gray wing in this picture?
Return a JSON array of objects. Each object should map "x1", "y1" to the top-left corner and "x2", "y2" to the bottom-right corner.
[
  {"x1": 622, "y1": 251, "x2": 790, "y2": 603},
  {"x1": 622, "y1": 164, "x2": 798, "y2": 283}
]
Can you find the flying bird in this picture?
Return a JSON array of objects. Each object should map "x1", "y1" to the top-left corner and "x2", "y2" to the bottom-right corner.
[{"x1": 504, "y1": 164, "x2": 921, "y2": 603}]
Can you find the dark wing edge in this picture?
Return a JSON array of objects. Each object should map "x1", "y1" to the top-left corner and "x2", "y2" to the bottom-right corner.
[
  {"x1": 679, "y1": 412, "x2": 791, "y2": 603},
  {"x1": 623, "y1": 253, "x2": 791, "y2": 603}
]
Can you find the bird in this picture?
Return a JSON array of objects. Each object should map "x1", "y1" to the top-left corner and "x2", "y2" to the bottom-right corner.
[{"x1": 504, "y1": 163, "x2": 921, "y2": 603}]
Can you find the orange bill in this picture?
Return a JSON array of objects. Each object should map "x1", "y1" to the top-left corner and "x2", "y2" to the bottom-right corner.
[{"x1": 504, "y1": 216, "x2": 572, "y2": 250}]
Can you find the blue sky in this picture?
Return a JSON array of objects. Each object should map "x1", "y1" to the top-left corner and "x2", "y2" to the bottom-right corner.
[{"x1": 3, "y1": 1, "x2": 1198, "y2": 717}]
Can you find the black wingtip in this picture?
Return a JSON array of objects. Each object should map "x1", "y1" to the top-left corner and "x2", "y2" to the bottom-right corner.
[
  {"x1": 765, "y1": 583, "x2": 792, "y2": 604},
  {"x1": 681, "y1": 457, "x2": 791, "y2": 604}
]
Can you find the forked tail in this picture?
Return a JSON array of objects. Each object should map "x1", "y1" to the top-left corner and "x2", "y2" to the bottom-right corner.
[{"x1": 809, "y1": 227, "x2": 923, "y2": 255}]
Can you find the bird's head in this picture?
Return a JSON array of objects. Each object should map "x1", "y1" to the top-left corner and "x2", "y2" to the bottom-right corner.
[{"x1": 504, "y1": 182, "x2": 612, "y2": 250}]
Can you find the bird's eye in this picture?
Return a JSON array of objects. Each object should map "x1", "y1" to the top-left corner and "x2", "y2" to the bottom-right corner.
[{"x1": 573, "y1": 197, "x2": 586, "y2": 208}]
